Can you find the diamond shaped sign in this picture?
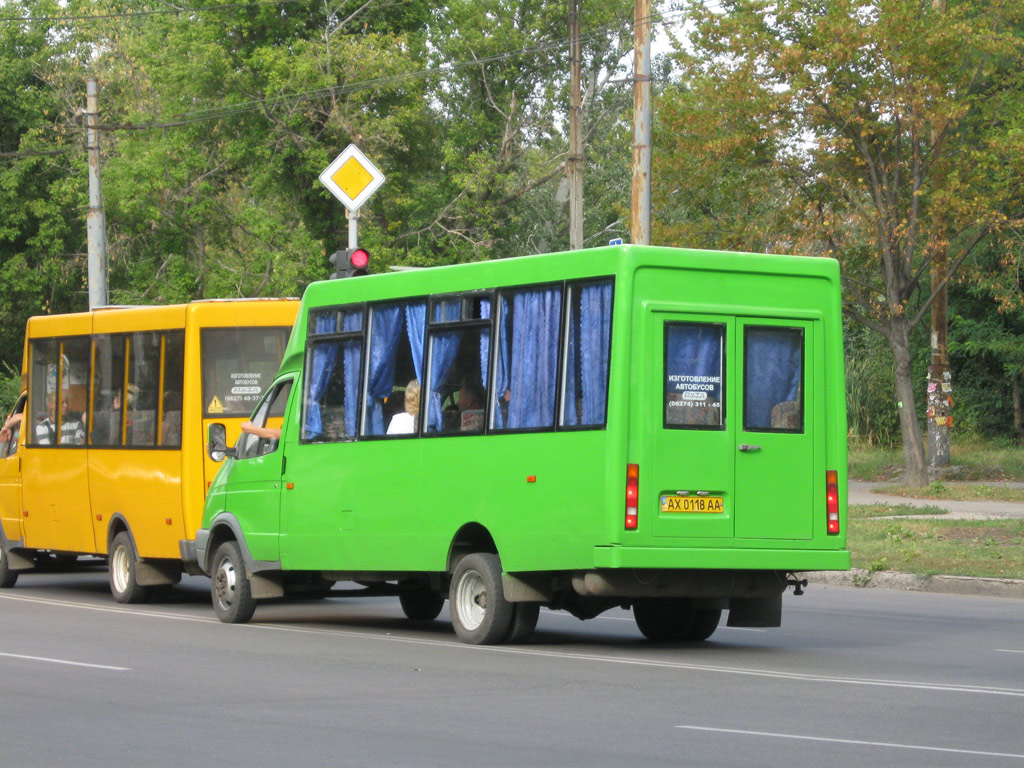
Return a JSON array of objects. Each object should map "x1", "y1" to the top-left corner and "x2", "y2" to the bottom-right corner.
[{"x1": 319, "y1": 144, "x2": 385, "y2": 211}]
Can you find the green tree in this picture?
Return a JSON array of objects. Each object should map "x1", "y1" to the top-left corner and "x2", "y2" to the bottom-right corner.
[
  {"x1": 658, "y1": 0, "x2": 1024, "y2": 485},
  {"x1": 0, "y1": 0, "x2": 91, "y2": 372}
]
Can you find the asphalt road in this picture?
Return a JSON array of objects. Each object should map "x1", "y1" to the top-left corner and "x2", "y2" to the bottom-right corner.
[{"x1": 1, "y1": 571, "x2": 1022, "y2": 768}]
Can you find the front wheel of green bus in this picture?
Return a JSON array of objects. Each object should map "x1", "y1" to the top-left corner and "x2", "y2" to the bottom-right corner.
[
  {"x1": 449, "y1": 553, "x2": 513, "y2": 645},
  {"x1": 211, "y1": 540, "x2": 256, "y2": 624}
]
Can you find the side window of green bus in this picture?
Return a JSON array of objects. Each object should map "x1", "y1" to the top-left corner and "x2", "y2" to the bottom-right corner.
[
  {"x1": 664, "y1": 323, "x2": 725, "y2": 430},
  {"x1": 425, "y1": 297, "x2": 490, "y2": 435},
  {"x1": 236, "y1": 380, "x2": 292, "y2": 460},
  {"x1": 303, "y1": 308, "x2": 364, "y2": 442},
  {"x1": 491, "y1": 285, "x2": 562, "y2": 431},
  {"x1": 560, "y1": 280, "x2": 613, "y2": 428}
]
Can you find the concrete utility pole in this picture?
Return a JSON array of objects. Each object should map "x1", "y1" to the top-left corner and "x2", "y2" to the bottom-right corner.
[
  {"x1": 631, "y1": 0, "x2": 652, "y2": 245},
  {"x1": 85, "y1": 77, "x2": 108, "y2": 309},
  {"x1": 926, "y1": 0, "x2": 950, "y2": 469},
  {"x1": 568, "y1": 0, "x2": 584, "y2": 250}
]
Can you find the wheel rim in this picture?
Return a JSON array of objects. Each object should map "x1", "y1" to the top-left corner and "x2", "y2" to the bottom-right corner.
[
  {"x1": 214, "y1": 556, "x2": 238, "y2": 611},
  {"x1": 454, "y1": 568, "x2": 486, "y2": 631},
  {"x1": 110, "y1": 544, "x2": 130, "y2": 595}
]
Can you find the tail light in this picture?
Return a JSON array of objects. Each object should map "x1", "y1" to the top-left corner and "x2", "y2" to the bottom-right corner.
[
  {"x1": 625, "y1": 464, "x2": 639, "y2": 530},
  {"x1": 826, "y1": 470, "x2": 840, "y2": 534}
]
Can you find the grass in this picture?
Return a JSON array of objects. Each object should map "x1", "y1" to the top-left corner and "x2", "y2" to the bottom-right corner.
[
  {"x1": 847, "y1": 508, "x2": 1024, "y2": 580},
  {"x1": 848, "y1": 439, "x2": 1024, "y2": 483},
  {"x1": 872, "y1": 481, "x2": 1024, "y2": 503}
]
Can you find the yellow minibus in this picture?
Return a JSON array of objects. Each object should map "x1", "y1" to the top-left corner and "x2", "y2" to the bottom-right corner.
[{"x1": 0, "y1": 299, "x2": 298, "y2": 601}]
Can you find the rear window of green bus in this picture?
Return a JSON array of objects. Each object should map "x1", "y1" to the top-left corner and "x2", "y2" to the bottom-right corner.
[{"x1": 201, "y1": 327, "x2": 291, "y2": 417}]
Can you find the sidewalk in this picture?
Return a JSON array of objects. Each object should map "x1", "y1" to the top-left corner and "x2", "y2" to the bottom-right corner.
[
  {"x1": 847, "y1": 480, "x2": 1024, "y2": 520},
  {"x1": 804, "y1": 480, "x2": 1024, "y2": 599}
]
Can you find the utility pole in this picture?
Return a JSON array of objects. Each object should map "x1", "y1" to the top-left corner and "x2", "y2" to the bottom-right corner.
[
  {"x1": 85, "y1": 77, "x2": 108, "y2": 309},
  {"x1": 631, "y1": 0, "x2": 652, "y2": 245},
  {"x1": 567, "y1": 0, "x2": 583, "y2": 250},
  {"x1": 926, "y1": 0, "x2": 950, "y2": 469}
]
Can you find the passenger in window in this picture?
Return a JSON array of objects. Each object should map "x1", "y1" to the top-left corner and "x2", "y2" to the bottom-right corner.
[
  {"x1": 386, "y1": 380, "x2": 420, "y2": 435},
  {"x1": 60, "y1": 400, "x2": 86, "y2": 445},
  {"x1": 162, "y1": 391, "x2": 182, "y2": 446},
  {"x1": 240, "y1": 421, "x2": 281, "y2": 440},
  {"x1": 35, "y1": 395, "x2": 58, "y2": 445},
  {"x1": 458, "y1": 381, "x2": 485, "y2": 431},
  {"x1": 0, "y1": 411, "x2": 22, "y2": 444}
]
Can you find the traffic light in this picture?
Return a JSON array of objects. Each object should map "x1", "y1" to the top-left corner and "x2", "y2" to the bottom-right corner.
[{"x1": 329, "y1": 247, "x2": 370, "y2": 279}]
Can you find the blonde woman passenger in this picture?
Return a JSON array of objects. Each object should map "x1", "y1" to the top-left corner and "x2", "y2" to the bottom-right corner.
[{"x1": 386, "y1": 379, "x2": 420, "y2": 435}]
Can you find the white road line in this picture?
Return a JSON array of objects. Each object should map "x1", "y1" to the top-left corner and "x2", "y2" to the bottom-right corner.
[
  {"x1": 3, "y1": 592, "x2": 1022, "y2": 698},
  {"x1": 675, "y1": 725, "x2": 1024, "y2": 761},
  {"x1": 996, "y1": 649, "x2": 1024, "y2": 654},
  {"x1": 0, "y1": 651, "x2": 129, "y2": 671}
]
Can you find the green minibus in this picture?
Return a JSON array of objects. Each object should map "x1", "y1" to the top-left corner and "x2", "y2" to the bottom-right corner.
[{"x1": 191, "y1": 244, "x2": 849, "y2": 644}]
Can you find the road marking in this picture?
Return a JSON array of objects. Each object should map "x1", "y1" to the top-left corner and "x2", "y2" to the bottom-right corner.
[
  {"x1": 0, "y1": 651, "x2": 129, "y2": 671},
  {"x1": 996, "y1": 649, "x2": 1024, "y2": 654},
  {"x1": 3, "y1": 592, "x2": 1022, "y2": 698},
  {"x1": 675, "y1": 725, "x2": 1024, "y2": 761}
]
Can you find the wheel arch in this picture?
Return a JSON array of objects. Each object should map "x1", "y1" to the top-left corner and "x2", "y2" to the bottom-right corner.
[
  {"x1": 202, "y1": 513, "x2": 261, "y2": 576},
  {"x1": 106, "y1": 513, "x2": 134, "y2": 554},
  {"x1": 447, "y1": 522, "x2": 498, "y2": 572}
]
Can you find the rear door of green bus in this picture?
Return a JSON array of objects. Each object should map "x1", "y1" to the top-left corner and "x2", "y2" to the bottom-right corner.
[{"x1": 648, "y1": 313, "x2": 816, "y2": 541}]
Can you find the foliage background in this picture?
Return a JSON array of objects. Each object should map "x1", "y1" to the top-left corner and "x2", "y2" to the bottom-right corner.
[{"x1": 1, "y1": 0, "x2": 1021, "y2": 450}]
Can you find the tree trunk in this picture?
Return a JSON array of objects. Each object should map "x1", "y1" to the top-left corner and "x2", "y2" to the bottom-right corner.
[
  {"x1": 1013, "y1": 374, "x2": 1022, "y2": 443},
  {"x1": 889, "y1": 319, "x2": 929, "y2": 486}
]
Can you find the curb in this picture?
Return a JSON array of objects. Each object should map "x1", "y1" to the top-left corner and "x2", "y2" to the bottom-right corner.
[{"x1": 804, "y1": 570, "x2": 1024, "y2": 599}]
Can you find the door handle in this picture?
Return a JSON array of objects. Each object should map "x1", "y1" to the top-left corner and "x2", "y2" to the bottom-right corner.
[{"x1": 738, "y1": 444, "x2": 761, "y2": 452}]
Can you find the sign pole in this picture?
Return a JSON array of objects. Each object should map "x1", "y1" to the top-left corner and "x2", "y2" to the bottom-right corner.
[{"x1": 347, "y1": 208, "x2": 358, "y2": 249}]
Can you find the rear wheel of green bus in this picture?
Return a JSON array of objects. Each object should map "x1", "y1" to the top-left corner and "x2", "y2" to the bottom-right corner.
[
  {"x1": 109, "y1": 532, "x2": 149, "y2": 604},
  {"x1": 399, "y1": 587, "x2": 445, "y2": 621},
  {"x1": 211, "y1": 541, "x2": 256, "y2": 624},
  {"x1": 633, "y1": 597, "x2": 696, "y2": 642},
  {"x1": 0, "y1": 540, "x2": 18, "y2": 588},
  {"x1": 449, "y1": 553, "x2": 513, "y2": 645},
  {"x1": 504, "y1": 602, "x2": 540, "y2": 644},
  {"x1": 687, "y1": 608, "x2": 722, "y2": 641}
]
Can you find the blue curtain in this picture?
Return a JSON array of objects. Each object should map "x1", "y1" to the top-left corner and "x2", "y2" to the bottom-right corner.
[
  {"x1": 745, "y1": 328, "x2": 802, "y2": 430},
  {"x1": 564, "y1": 281, "x2": 612, "y2": 426},
  {"x1": 427, "y1": 300, "x2": 462, "y2": 431},
  {"x1": 303, "y1": 313, "x2": 339, "y2": 439},
  {"x1": 479, "y1": 299, "x2": 491, "y2": 392},
  {"x1": 364, "y1": 304, "x2": 405, "y2": 435},
  {"x1": 405, "y1": 302, "x2": 426, "y2": 381},
  {"x1": 505, "y1": 287, "x2": 562, "y2": 429}
]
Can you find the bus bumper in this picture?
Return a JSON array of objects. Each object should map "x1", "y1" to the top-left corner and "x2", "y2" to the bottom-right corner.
[
  {"x1": 592, "y1": 546, "x2": 850, "y2": 572},
  {"x1": 179, "y1": 537, "x2": 205, "y2": 577}
]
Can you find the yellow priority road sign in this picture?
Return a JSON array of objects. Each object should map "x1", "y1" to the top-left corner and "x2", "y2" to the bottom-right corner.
[{"x1": 318, "y1": 144, "x2": 385, "y2": 211}]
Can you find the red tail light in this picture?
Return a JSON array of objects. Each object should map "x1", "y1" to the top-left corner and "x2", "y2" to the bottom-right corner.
[
  {"x1": 625, "y1": 464, "x2": 639, "y2": 530},
  {"x1": 826, "y1": 470, "x2": 840, "y2": 534}
]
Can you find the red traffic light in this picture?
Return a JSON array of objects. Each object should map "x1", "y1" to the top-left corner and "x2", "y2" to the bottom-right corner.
[{"x1": 350, "y1": 248, "x2": 369, "y2": 270}]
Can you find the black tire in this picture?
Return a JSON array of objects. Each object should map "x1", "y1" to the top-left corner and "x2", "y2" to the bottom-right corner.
[
  {"x1": 109, "y1": 532, "x2": 149, "y2": 604},
  {"x1": 633, "y1": 597, "x2": 696, "y2": 642},
  {"x1": 0, "y1": 540, "x2": 18, "y2": 589},
  {"x1": 686, "y1": 608, "x2": 722, "y2": 641},
  {"x1": 448, "y1": 553, "x2": 513, "y2": 645},
  {"x1": 504, "y1": 602, "x2": 540, "y2": 644},
  {"x1": 210, "y1": 540, "x2": 256, "y2": 624},
  {"x1": 399, "y1": 588, "x2": 445, "y2": 621}
]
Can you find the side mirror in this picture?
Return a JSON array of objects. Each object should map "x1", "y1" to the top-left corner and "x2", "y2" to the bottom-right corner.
[{"x1": 207, "y1": 423, "x2": 230, "y2": 462}]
